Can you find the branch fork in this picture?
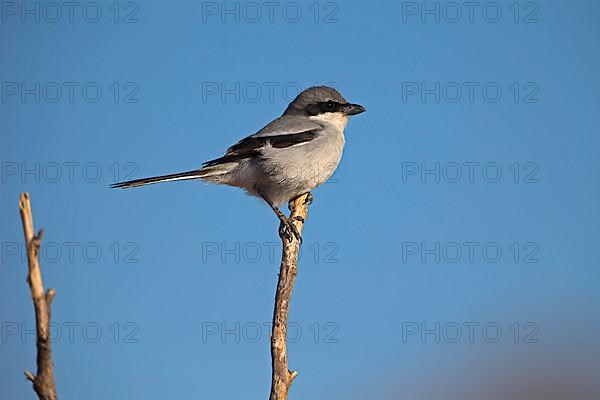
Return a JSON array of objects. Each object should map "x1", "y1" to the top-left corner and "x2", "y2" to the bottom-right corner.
[{"x1": 19, "y1": 193, "x2": 58, "y2": 400}]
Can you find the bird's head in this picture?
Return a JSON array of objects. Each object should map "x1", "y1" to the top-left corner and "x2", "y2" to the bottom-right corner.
[{"x1": 283, "y1": 86, "x2": 366, "y2": 121}]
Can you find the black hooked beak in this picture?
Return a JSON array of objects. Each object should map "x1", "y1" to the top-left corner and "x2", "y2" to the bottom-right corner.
[{"x1": 342, "y1": 103, "x2": 366, "y2": 116}]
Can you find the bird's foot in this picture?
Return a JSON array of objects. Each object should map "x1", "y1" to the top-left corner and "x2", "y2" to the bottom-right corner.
[
  {"x1": 304, "y1": 192, "x2": 314, "y2": 206},
  {"x1": 278, "y1": 217, "x2": 303, "y2": 244},
  {"x1": 288, "y1": 192, "x2": 313, "y2": 211}
]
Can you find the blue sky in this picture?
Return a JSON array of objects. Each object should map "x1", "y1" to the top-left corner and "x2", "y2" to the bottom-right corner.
[{"x1": 1, "y1": 1, "x2": 599, "y2": 398}]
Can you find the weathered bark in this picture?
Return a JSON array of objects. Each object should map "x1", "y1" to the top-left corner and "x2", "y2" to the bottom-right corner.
[
  {"x1": 19, "y1": 193, "x2": 58, "y2": 400},
  {"x1": 269, "y1": 193, "x2": 310, "y2": 400}
]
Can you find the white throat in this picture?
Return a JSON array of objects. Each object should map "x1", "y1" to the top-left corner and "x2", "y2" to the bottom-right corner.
[{"x1": 309, "y1": 112, "x2": 348, "y2": 132}]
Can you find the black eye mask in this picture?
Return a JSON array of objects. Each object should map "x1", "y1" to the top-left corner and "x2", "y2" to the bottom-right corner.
[{"x1": 304, "y1": 101, "x2": 344, "y2": 116}]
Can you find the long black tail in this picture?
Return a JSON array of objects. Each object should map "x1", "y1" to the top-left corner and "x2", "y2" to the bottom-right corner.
[{"x1": 110, "y1": 169, "x2": 207, "y2": 189}]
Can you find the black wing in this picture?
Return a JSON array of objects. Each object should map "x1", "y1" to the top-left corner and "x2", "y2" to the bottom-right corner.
[{"x1": 203, "y1": 130, "x2": 319, "y2": 167}]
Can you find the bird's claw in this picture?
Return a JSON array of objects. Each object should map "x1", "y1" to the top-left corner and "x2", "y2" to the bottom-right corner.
[
  {"x1": 279, "y1": 217, "x2": 302, "y2": 244},
  {"x1": 304, "y1": 192, "x2": 314, "y2": 206},
  {"x1": 288, "y1": 192, "x2": 313, "y2": 211}
]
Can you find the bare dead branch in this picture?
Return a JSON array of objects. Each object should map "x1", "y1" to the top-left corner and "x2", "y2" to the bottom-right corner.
[
  {"x1": 269, "y1": 193, "x2": 310, "y2": 400},
  {"x1": 19, "y1": 193, "x2": 58, "y2": 400}
]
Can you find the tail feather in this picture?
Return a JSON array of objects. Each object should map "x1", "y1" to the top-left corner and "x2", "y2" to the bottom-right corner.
[{"x1": 111, "y1": 169, "x2": 208, "y2": 189}]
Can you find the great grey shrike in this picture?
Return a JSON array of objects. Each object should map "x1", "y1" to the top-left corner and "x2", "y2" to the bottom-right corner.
[{"x1": 111, "y1": 86, "x2": 365, "y2": 241}]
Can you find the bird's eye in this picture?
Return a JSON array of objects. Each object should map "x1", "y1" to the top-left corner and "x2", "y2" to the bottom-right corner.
[{"x1": 327, "y1": 101, "x2": 334, "y2": 109}]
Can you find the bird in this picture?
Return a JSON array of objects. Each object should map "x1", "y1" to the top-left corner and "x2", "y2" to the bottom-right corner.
[{"x1": 111, "y1": 85, "x2": 365, "y2": 242}]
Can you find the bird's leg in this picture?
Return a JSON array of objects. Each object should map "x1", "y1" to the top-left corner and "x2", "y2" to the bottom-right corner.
[{"x1": 258, "y1": 191, "x2": 302, "y2": 243}]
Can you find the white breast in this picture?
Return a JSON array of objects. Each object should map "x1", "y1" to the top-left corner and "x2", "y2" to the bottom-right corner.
[{"x1": 254, "y1": 114, "x2": 347, "y2": 204}]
